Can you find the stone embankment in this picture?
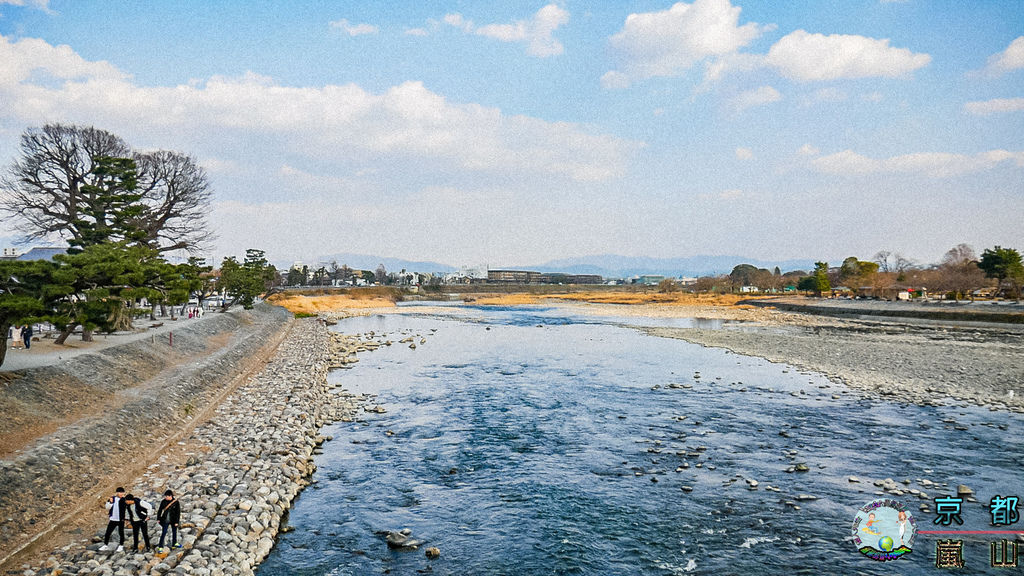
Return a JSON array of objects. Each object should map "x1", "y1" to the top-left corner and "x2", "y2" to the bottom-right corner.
[
  {"x1": 0, "y1": 305, "x2": 290, "y2": 567},
  {"x1": 13, "y1": 318, "x2": 377, "y2": 576}
]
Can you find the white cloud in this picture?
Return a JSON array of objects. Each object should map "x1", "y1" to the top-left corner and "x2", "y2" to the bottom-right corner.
[
  {"x1": 813, "y1": 149, "x2": 1024, "y2": 178},
  {"x1": 599, "y1": 70, "x2": 631, "y2": 90},
  {"x1": 404, "y1": 27, "x2": 429, "y2": 37},
  {"x1": 0, "y1": 0, "x2": 51, "y2": 11},
  {"x1": 730, "y1": 85, "x2": 781, "y2": 113},
  {"x1": 980, "y1": 36, "x2": 1024, "y2": 77},
  {"x1": 329, "y1": 18, "x2": 379, "y2": 37},
  {"x1": 965, "y1": 97, "x2": 1024, "y2": 116},
  {"x1": 443, "y1": 13, "x2": 474, "y2": 33},
  {"x1": 604, "y1": 0, "x2": 765, "y2": 88},
  {"x1": 444, "y1": 5, "x2": 569, "y2": 58},
  {"x1": 735, "y1": 147, "x2": 753, "y2": 160},
  {"x1": 797, "y1": 143, "x2": 820, "y2": 156},
  {"x1": 766, "y1": 30, "x2": 930, "y2": 81},
  {"x1": 0, "y1": 34, "x2": 640, "y2": 183}
]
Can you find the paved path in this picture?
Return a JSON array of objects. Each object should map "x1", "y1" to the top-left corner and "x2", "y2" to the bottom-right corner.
[{"x1": 2, "y1": 312, "x2": 217, "y2": 372}]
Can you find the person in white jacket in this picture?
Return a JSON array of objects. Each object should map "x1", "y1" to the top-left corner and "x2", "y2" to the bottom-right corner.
[
  {"x1": 124, "y1": 493, "x2": 154, "y2": 551},
  {"x1": 100, "y1": 487, "x2": 127, "y2": 552}
]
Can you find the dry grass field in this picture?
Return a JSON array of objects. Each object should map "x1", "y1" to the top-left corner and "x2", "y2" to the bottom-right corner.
[
  {"x1": 268, "y1": 287, "x2": 771, "y2": 315},
  {"x1": 267, "y1": 292, "x2": 397, "y2": 314},
  {"x1": 468, "y1": 291, "x2": 765, "y2": 308}
]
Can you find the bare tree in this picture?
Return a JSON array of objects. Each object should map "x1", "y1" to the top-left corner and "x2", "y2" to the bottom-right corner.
[
  {"x1": 873, "y1": 250, "x2": 892, "y2": 273},
  {"x1": 873, "y1": 250, "x2": 913, "y2": 275},
  {"x1": 1, "y1": 124, "x2": 212, "y2": 254},
  {"x1": 1, "y1": 124, "x2": 130, "y2": 243},
  {"x1": 134, "y1": 149, "x2": 214, "y2": 252},
  {"x1": 941, "y1": 243, "x2": 976, "y2": 267}
]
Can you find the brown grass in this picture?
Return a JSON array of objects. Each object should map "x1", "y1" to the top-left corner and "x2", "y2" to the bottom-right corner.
[
  {"x1": 461, "y1": 291, "x2": 769, "y2": 308},
  {"x1": 550, "y1": 291, "x2": 763, "y2": 306},
  {"x1": 267, "y1": 293, "x2": 397, "y2": 314},
  {"x1": 467, "y1": 294, "x2": 544, "y2": 305}
]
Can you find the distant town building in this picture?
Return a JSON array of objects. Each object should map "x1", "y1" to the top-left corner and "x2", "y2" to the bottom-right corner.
[
  {"x1": 15, "y1": 247, "x2": 66, "y2": 261},
  {"x1": 488, "y1": 269, "x2": 542, "y2": 283},
  {"x1": 635, "y1": 275, "x2": 666, "y2": 285},
  {"x1": 567, "y1": 274, "x2": 603, "y2": 284},
  {"x1": 486, "y1": 269, "x2": 603, "y2": 285}
]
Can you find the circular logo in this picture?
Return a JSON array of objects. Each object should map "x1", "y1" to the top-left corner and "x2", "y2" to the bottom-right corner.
[{"x1": 851, "y1": 499, "x2": 916, "y2": 561}]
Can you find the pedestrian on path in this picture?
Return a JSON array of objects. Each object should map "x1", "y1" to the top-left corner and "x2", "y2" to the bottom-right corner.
[
  {"x1": 22, "y1": 324, "x2": 32, "y2": 349},
  {"x1": 156, "y1": 489, "x2": 181, "y2": 551},
  {"x1": 124, "y1": 493, "x2": 153, "y2": 551},
  {"x1": 10, "y1": 325, "x2": 23, "y2": 349},
  {"x1": 100, "y1": 487, "x2": 127, "y2": 552}
]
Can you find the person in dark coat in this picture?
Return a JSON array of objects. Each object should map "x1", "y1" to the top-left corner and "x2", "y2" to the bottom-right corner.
[
  {"x1": 124, "y1": 493, "x2": 153, "y2": 551},
  {"x1": 101, "y1": 487, "x2": 127, "y2": 552},
  {"x1": 157, "y1": 489, "x2": 181, "y2": 551},
  {"x1": 22, "y1": 324, "x2": 32, "y2": 349}
]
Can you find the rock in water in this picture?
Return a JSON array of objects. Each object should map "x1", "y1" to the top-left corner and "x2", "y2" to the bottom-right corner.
[
  {"x1": 425, "y1": 547, "x2": 441, "y2": 559},
  {"x1": 383, "y1": 529, "x2": 425, "y2": 550}
]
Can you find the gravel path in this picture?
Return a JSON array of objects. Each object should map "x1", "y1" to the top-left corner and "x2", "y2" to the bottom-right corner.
[{"x1": 2, "y1": 312, "x2": 219, "y2": 373}]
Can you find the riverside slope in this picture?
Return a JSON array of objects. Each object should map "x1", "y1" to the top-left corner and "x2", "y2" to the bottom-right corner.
[{"x1": 3, "y1": 313, "x2": 377, "y2": 575}]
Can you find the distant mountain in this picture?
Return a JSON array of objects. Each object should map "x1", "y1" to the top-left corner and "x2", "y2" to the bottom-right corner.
[
  {"x1": 523, "y1": 254, "x2": 815, "y2": 278},
  {"x1": 278, "y1": 252, "x2": 815, "y2": 278},
  {"x1": 276, "y1": 252, "x2": 456, "y2": 274}
]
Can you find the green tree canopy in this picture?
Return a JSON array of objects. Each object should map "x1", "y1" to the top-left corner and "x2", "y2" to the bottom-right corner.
[
  {"x1": 0, "y1": 259, "x2": 57, "y2": 366},
  {"x1": 979, "y1": 246, "x2": 1024, "y2": 298},
  {"x1": 218, "y1": 249, "x2": 276, "y2": 309}
]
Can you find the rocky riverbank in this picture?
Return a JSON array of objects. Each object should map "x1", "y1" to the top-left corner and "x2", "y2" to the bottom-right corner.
[
  {"x1": 11, "y1": 318, "x2": 378, "y2": 576},
  {"x1": 9, "y1": 315, "x2": 376, "y2": 569},
  {"x1": 0, "y1": 305, "x2": 292, "y2": 569},
  {"x1": 644, "y1": 319, "x2": 1024, "y2": 414}
]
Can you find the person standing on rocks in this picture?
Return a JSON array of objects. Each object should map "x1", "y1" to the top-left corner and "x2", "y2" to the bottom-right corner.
[
  {"x1": 124, "y1": 493, "x2": 153, "y2": 551},
  {"x1": 156, "y1": 489, "x2": 181, "y2": 551},
  {"x1": 101, "y1": 487, "x2": 127, "y2": 552}
]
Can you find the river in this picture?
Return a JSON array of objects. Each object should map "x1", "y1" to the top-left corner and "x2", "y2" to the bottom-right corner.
[{"x1": 256, "y1": 306, "x2": 1023, "y2": 575}]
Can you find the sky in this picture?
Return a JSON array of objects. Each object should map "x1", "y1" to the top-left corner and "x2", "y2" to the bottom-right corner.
[{"x1": 0, "y1": 0, "x2": 1022, "y2": 269}]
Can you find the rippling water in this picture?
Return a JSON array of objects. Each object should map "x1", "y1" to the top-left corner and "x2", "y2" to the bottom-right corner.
[{"x1": 257, "y1": 307, "x2": 1023, "y2": 575}]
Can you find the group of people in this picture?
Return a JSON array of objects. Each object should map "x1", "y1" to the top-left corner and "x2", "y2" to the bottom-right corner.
[
  {"x1": 101, "y1": 487, "x2": 181, "y2": 553},
  {"x1": 8, "y1": 324, "x2": 33, "y2": 349},
  {"x1": 186, "y1": 306, "x2": 204, "y2": 319}
]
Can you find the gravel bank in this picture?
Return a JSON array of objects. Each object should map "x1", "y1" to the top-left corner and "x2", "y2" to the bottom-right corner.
[
  {"x1": 643, "y1": 321, "x2": 1024, "y2": 413},
  {"x1": 13, "y1": 319, "x2": 378, "y2": 576}
]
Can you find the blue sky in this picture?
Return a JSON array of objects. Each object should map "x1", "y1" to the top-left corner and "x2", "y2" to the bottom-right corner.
[{"x1": 0, "y1": 0, "x2": 1022, "y2": 268}]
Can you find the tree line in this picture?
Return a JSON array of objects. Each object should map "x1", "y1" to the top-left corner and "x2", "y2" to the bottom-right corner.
[
  {"x1": 0, "y1": 124, "x2": 276, "y2": 368},
  {"x1": 690, "y1": 244, "x2": 1024, "y2": 299}
]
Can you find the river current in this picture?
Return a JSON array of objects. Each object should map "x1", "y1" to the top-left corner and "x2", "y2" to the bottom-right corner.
[{"x1": 256, "y1": 306, "x2": 1023, "y2": 575}]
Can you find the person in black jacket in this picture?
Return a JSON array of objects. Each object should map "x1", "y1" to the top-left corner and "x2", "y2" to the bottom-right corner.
[
  {"x1": 124, "y1": 493, "x2": 153, "y2": 551},
  {"x1": 100, "y1": 487, "x2": 127, "y2": 552},
  {"x1": 156, "y1": 489, "x2": 181, "y2": 551}
]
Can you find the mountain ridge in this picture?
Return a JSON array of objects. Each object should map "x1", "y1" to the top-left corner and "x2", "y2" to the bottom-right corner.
[{"x1": 279, "y1": 252, "x2": 816, "y2": 278}]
